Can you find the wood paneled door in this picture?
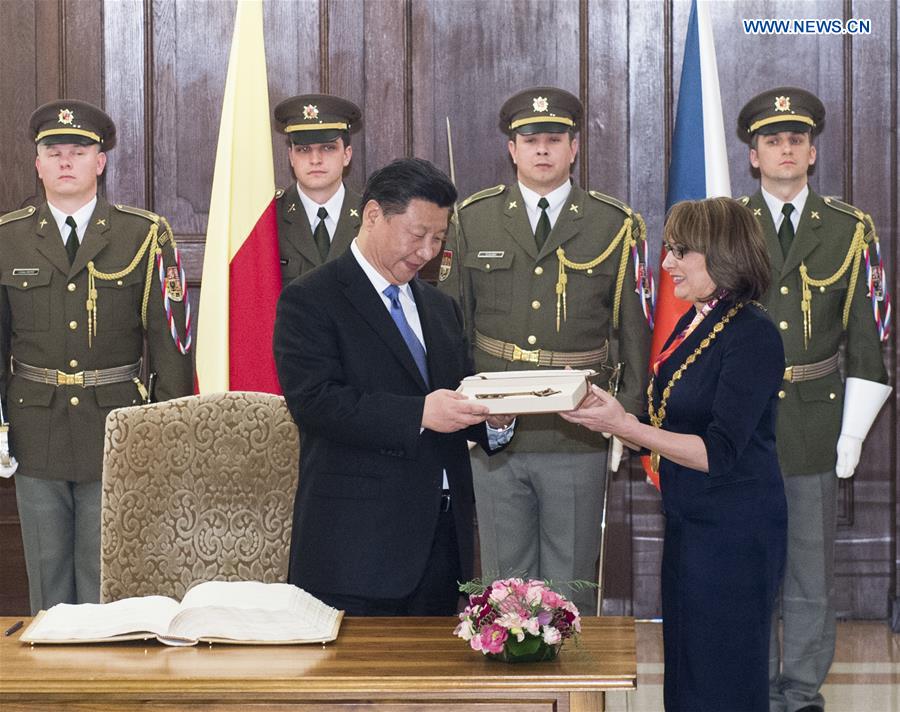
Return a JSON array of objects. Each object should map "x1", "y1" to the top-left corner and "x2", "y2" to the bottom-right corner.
[{"x1": 1, "y1": 0, "x2": 897, "y2": 620}]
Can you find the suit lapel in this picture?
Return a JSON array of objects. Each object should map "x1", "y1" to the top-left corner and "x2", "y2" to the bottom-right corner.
[
  {"x1": 33, "y1": 204, "x2": 71, "y2": 276},
  {"x1": 70, "y1": 199, "x2": 111, "y2": 277},
  {"x1": 782, "y1": 190, "x2": 824, "y2": 276},
  {"x1": 750, "y1": 191, "x2": 784, "y2": 274},
  {"x1": 541, "y1": 182, "x2": 582, "y2": 259},
  {"x1": 329, "y1": 188, "x2": 362, "y2": 259},
  {"x1": 283, "y1": 184, "x2": 322, "y2": 266},
  {"x1": 338, "y1": 252, "x2": 429, "y2": 391},
  {"x1": 503, "y1": 184, "x2": 538, "y2": 260}
]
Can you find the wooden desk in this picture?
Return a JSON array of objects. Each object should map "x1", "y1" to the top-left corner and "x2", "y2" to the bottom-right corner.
[{"x1": 1, "y1": 615, "x2": 635, "y2": 711}]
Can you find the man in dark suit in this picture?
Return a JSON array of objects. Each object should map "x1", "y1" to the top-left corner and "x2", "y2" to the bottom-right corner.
[
  {"x1": 273, "y1": 94, "x2": 363, "y2": 285},
  {"x1": 274, "y1": 158, "x2": 513, "y2": 616}
]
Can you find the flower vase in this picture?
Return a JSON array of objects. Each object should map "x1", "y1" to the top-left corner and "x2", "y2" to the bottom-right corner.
[{"x1": 490, "y1": 635, "x2": 561, "y2": 663}]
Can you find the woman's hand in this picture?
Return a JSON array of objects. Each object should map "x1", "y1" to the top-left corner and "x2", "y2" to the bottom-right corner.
[{"x1": 560, "y1": 384, "x2": 629, "y2": 435}]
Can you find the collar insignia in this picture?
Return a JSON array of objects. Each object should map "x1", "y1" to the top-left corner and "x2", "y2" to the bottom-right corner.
[
  {"x1": 811, "y1": 211, "x2": 820, "y2": 220},
  {"x1": 349, "y1": 208, "x2": 359, "y2": 218},
  {"x1": 569, "y1": 204, "x2": 579, "y2": 213},
  {"x1": 96, "y1": 218, "x2": 106, "y2": 226},
  {"x1": 753, "y1": 208, "x2": 762, "y2": 216},
  {"x1": 508, "y1": 200, "x2": 517, "y2": 210},
  {"x1": 287, "y1": 203, "x2": 297, "y2": 213},
  {"x1": 39, "y1": 218, "x2": 48, "y2": 228}
]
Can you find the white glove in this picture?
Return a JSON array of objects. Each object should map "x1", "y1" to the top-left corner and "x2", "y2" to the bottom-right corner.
[
  {"x1": 0, "y1": 427, "x2": 17, "y2": 479},
  {"x1": 835, "y1": 434, "x2": 862, "y2": 479},
  {"x1": 609, "y1": 436, "x2": 623, "y2": 473},
  {"x1": 835, "y1": 378, "x2": 892, "y2": 479}
]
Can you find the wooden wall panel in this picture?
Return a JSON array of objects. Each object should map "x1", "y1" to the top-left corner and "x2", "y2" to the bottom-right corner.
[
  {"x1": 0, "y1": 0, "x2": 896, "y2": 621},
  {"x1": 411, "y1": 0, "x2": 581, "y2": 198}
]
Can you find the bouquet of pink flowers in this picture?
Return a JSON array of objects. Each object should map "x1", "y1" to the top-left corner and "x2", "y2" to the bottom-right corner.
[{"x1": 454, "y1": 578, "x2": 582, "y2": 662}]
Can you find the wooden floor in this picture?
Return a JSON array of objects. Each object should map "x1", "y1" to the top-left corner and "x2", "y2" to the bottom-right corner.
[{"x1": 605, "y1": 620, "x2": 900, "y2": 712}]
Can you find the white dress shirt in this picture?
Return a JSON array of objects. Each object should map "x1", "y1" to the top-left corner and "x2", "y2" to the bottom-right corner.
[
  {"x1": 298, "y1": 183, "x2": 346, "y2": 242},
  {"x1": 761, "y1": 184, "x2": 808, "y2": 235},
  {"x1": 518, "y1": 180, "x2": 572, "y2": 234},
  {"x1": 48, "y1": 196, "x2": 97, "y2": 247}
]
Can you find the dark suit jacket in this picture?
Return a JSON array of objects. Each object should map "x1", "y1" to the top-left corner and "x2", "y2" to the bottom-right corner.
[{"x1": 273, "y1": 249, "x2": 493, "y2": 600}]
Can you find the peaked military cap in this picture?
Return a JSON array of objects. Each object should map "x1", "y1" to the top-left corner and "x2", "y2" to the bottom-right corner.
[
  {"x1": 500, "y1": 87, "x2": 582, "y2": 135},
  {"x1": 738, "y1": 87, "x2": 825, "y2": 142},
  {"x1": 274, "y1": 94, "x2": 362, "y2": 145},
  {"x1": 30, "y1": 99, "x2": 116, "y2": 150}
]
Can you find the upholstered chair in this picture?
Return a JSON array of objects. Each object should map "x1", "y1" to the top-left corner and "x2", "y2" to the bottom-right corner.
[{"x1": 100, "y1": 392, "x2": 299, "y2": 602}]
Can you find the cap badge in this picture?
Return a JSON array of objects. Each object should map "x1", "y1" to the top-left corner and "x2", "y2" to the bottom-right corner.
[
  {"x1": 774, "y1": 96, "x2": 791, "y2": 112},
  {"x1": 57, "y1": 108, "x2": 75, "y2": 125},
  {"x1": 532, "y1": 96, "x2": 549, "y2": 113},
  {"x1": 302, "y1": 104, "x2": 319, "y2": 120}
]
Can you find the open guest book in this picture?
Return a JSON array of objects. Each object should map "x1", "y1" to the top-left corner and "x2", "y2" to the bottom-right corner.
[
  {"x1": 457, "y1": 369, "x2": 596, "y2": 414},
  {"x1": 20, "y1": 581, "x2": 344, "y2": 646}
]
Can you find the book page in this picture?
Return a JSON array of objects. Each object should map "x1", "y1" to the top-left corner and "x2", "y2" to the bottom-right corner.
[
  {"x1": 21, "y1": 596, "x2": 179, "y2": 642},
  {"x1": 164, "y1": 581, "x2": 342, "y2": 643}
]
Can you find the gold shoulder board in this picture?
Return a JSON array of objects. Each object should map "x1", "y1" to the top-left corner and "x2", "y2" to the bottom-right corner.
[
  {"x1": 823, "y1": 196, "x2": 865, "y2": 221},
  {"x1": 275, "y1": 188, "x2": 285, "y2": 199},
  {"x1": 739, "y1": 196, "x2": 750, "y2": 206},
  {"x1": 0, "y1": 206, "x2": 37, "y2": 226},
  {"x1": 460, "y1": 184, "x2": 505, "y2": 210},
  {"x1": 115, "y1": 204, "x2": 160, "y2": 223},
  {"x1": 588, "y1": 190, "x2": 632, "y2": 217}
]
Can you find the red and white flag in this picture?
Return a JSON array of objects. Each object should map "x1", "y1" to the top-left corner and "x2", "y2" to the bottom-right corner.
[{"x1": 196, "y1": 0, "x2": 282, "y2": 394}]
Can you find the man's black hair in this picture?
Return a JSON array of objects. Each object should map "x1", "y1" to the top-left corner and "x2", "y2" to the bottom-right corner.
[{"x1": 361, "y1": 158, "x2": 457, "y2": 217}]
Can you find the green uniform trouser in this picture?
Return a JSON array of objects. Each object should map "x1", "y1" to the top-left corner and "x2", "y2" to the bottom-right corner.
[
  {"x1": 471, "y1": 448, "x2": 607, "y2": 616},
  {"x1": 769, "y1": 470, "x2": 837, "y2": 712},
  {"x1": 15, "y1": 474, "x2": 101, "y2": 614}
]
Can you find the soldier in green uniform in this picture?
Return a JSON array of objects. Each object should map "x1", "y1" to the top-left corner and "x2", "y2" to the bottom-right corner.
[
  {"x1": 737, "y1": 87, "x2": 891, "y2": 712},
  {"x1": 273, "y1": 94, "x2": 363, "y2": 285},
  {"x1": 0, "y1": 100, "x2": 193, "y2": 613},
  {"x1": 440, "y1": 87, "x2": 653, "y2": 614}
]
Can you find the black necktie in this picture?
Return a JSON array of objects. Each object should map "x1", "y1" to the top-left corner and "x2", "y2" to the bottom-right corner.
[
  {"x1": 64, "y1": 216, "x2": 78, "y2": 265},
  {"x1": 535, "y1": 197, "x2": 551, "y2": 249},
  {"x1": 778, "y1": 203, "x2": 795, "y2": 258},
  {"x1": 313, "y1": 206, "x2": 330, "y2": 261}
]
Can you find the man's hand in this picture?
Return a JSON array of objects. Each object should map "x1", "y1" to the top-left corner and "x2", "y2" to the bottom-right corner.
[
  {"x1": 486, "y1": 414, "x2": 515, "y2": 430},
  {"x1": 422, "y1": 389, "x2": 490, "y2": 433},
  {"x1": 835, "y1": 434, "x2": 863, "y2": 478}
]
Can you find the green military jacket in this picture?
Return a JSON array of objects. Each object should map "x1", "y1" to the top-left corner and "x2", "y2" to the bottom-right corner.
[
  {"x1": 0, "y1": 198, "x2": 193, "y2": 482},
  {"x1": 440, "y1": 183, "x2": 651, "y2": 453},
  {"x1": 276, "y1": 184, "x2": 362, "y2": 285},
  {"x1": 745, "y1": 189, "x2": 888, "y2": 475}
]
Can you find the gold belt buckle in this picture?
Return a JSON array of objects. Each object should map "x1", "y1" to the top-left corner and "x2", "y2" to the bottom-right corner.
[
  {"x1": 783, "y1": 365, "x2": 794, "y2": 382},
  {"x1": 511, "y1": 344, "x2": 540, "y2": 363},
  {"x1": 56, "y1": 370, "x2": 84, "y2": 387}
]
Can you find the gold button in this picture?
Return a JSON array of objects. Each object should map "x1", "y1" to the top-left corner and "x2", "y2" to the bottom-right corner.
[
  {"x1": 778, "y1": 390, "x2": 786, "y2": 399},
  {"x1": 21, "y1": 281, "x2": 28, "y2": 288},
  {"x1": 779, "y1": 321, "x2": 788, "y2": 331},
  {"x1": 117, "y1": 280, "x2": 123, "y2": 286},
  {"x1": 587, "y1": 268, "x2": 593, "y2": 275},
  {"x1": 485, "y1": 263, "x2": 491, "y2": 270},
  {"x1": 780, "y1": 286, "x2": 789, "y2": 295},
  {"x1": 534, "y1": 266, "x2": 543, "y2": 276},
  {"x1": 819, "y1": 286, "x2": 826, "y2": 293},
  {"x1": 829, "y1": 392, "x2": 836, "y2": 400},
  {"x1": 67, "y1": 283, "x2": 77, "y2": 292},
  {"x1": 531, "y1": 300, "x2": 541, "y2": 310},
  {"x1": 69, "y1": 359, "x2": 78, "y2": 368},
  {"x1": 527, "y1": 335, "x2": 537, "y2": 345},
  {"x1": 70, "y1": 396, "x2": 79, "y2": 406},
  {"x1": 69, "y1": 320, "x2": 78, "y2": 330}
]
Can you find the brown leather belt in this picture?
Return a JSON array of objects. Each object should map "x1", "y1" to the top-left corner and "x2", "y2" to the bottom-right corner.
[
  {"x1": 783, "y1": 353, "x2": 839, "y2": 383},
  {"x1": 11, "y1": 357, "x2": 142, "y2": 387},
  {"x1": 475, "y1": 331, "x2": 607, "y2": 369}
]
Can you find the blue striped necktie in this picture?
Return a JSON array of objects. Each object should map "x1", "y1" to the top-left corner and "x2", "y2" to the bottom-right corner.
[{"x1": 383, "y1": 284, "x2": 429, "y2": 387}]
